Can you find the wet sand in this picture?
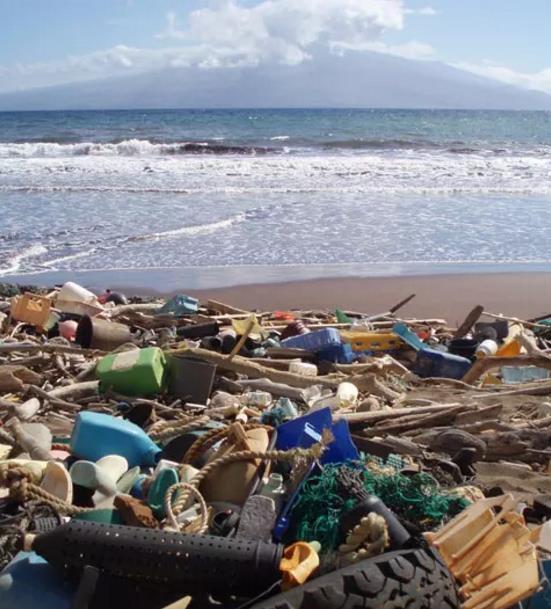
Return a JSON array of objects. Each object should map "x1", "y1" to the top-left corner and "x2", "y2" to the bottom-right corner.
[{"x1": 169, "y1": 273, "x2": 549, "y2": 324}]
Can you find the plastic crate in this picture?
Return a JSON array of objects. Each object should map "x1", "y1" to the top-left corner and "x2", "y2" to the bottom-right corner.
[
  {"x1": 341, "y1": 330, "x2": 403, "y2": 353},
  {"x1": 280, "y1": 328, "x2": 341, "y2": 352},
  {"x1": 318, "y1": 343, "x2": 356, "y2": 364},
  {"x1": 10, "y1": 293, "x2": 52, "y2": 328}
]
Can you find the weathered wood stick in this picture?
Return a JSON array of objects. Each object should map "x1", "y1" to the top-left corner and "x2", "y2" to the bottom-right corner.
[
  {"x1": 207, "y1": 299, "x2": 250, "y2": 315},
  {"x1": 227, "y1": 318, "x2": 255, "y2": 361},
  {"x1": 27, "y1": 385, "x2": 82, "y2": 411},
  {"x1": 0, "y1": 342, "x2": 107, "y2": 357},
  {"x1": 47, "y1": 380, "x2": 99, "y2": 400},
  {"x1": 453, "y1": 305, "x2": 484, "y2": 339},
  {"x1": 482, "y1": 311, "x2": 549, "y2": 329},
  {"x1": 362, "y1": 405, "x2": 468, "y2": 436},
  {"x1": 337, "y1": 403, "x2": 462, "y2": 425}
]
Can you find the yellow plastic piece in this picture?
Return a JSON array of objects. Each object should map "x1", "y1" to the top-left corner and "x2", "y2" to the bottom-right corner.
[
  {"x1": 280, "y1": 542, "x2": 320, "y2": 590},
  {"x1": 496, "y1": 339, "x2": 521, "y2": 357},
  {"x1": 425, "y1": 494, "x2": 540, "y2": 609},
  {"x1": 340, "y1": 331, "x2": 403, "y2": 353},
  {"x1": 10, "y1": 293, "x2": 52, "y2": 329},
  {"x1": 232, "y1": 314, "x2": 266, "y2": 342}
]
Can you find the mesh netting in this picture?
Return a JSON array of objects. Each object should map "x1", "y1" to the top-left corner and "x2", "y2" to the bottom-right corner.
[{"x1": 289, "y1": 461, "x2": 469, "y2": 551}]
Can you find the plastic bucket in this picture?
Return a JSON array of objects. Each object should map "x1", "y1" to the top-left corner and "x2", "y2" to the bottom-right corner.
[
  {"x1": 448, "y1": 338, "x2": 479, "y2": 361},
  {"x1": 167, "y1": 356, "x2": 216, "y2": 405},
  {"x1": 76, "y1": 316, "x2": 133, "y2": 351}
]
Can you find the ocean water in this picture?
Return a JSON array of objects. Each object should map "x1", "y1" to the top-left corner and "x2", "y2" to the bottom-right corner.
[{"x1": 1, "y1": 108, "x2": 551, "y2": 288}]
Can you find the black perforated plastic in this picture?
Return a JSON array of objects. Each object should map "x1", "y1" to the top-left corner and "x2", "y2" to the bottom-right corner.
[{"x1": 33, "y1": 520, "x2": 283, "y2": 595}]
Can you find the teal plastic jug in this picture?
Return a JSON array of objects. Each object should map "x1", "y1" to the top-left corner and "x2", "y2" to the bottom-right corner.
[{"x1": 70, "y1": 412, "x2": 161, "y2": 467}]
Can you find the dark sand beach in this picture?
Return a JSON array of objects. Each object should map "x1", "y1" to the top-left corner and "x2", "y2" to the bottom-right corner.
[
  {"x1": 185, "y1": 273, "x2": 551, "y2": 323},
  {"x1": 5, "y1": 270, "x2": 551, "y2": 323}
]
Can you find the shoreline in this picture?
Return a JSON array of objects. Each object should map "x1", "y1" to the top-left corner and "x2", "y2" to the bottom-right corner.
[{"x1": 3, "y1": 268, "x2": 551, "y2": 323}]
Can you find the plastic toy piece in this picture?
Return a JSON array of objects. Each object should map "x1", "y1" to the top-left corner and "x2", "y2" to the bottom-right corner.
[
  {"x1": 424, "y1": 494, "x2": 540, "y2": 609},
  {"x1": 10, "y1": 293, "x2": 52, "y2": 329},
  {"x1": 280, "y1": 542, "x2": 320, "y2": 590}
]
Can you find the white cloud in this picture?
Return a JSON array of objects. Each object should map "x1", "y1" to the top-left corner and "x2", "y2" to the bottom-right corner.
[
  {"x1": 159, "y1": 0, "x2": 407, "y2": 66},
  {"x1": 0, "y1": 0, "x2": 411, "y2": 92},
  {"x1": 455, "y1": 61, "x2": 551, "y2": 95},
  {"x1": 405, "y1": 6, "x2": 438, "y2": 16},
  {"x1": 332, "y1": 39, "x2": 434, "y2": 60}
]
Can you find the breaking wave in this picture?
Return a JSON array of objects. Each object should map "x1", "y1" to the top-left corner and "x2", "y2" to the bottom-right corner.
[{"x1": 0, "y1": 139, "x2": 274, "y2": 158}]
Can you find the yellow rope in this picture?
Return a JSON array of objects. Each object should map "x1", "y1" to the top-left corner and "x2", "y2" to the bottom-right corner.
[
  {"x1": 148, "y1": 415, "x2": 211, "y2": 442},
  {"x1": 0, "y1": 463, "x2": 90, "y2": 515}
]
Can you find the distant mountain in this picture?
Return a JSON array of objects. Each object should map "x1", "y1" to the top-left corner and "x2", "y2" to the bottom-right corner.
[{"x1": 1, "y1": 50, "x2": 550, "y2": 111}]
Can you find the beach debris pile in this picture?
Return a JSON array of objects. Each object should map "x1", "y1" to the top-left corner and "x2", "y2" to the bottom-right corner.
[{"x1": 2, "y1": 281, "x2": 551, "y2": 608}]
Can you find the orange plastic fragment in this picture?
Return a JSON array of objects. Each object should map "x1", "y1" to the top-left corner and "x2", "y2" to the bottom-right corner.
[{"x1": 280, "y1": 542, "x2": 320, "y2": 590}]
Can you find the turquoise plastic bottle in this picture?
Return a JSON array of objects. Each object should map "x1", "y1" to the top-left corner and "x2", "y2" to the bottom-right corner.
[{"x1": 70, "y1": 412, "x2": 161, "y2": 468}]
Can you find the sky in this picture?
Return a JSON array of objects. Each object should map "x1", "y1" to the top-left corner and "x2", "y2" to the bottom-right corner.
[{"x1": 1, "y1": 0, "x2": 551, "y2": 94}]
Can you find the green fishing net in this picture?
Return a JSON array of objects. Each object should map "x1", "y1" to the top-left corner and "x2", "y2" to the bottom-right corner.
[{"x1": 289, "y1": 461, "x2": 469, "y2": 552}]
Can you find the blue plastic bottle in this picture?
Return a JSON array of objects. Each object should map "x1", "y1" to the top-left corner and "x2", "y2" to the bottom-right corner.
[{"x1": 70, "y1": 412, "x2": 161, "y2": 468}]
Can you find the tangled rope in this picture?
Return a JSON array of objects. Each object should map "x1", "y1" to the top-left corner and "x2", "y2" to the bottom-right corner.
[
  {"x1": 0, "y1": 463, "x2": 89, "y2": 516},
  {"x1": 164, "y1": 482, "x2": 209, "y2": 533},
  {"x1": 148, "y1": 415, "x2": 211, "y2": 442},
  {"x1": 181, "y1": 423, "x2": 273, "y2": 464},
  {"x1": 172, "y1": 437, "x2": 330, "y2": 517},
  {"x1": 338, "y1": 513, "x2": 389, "y2": 565}
]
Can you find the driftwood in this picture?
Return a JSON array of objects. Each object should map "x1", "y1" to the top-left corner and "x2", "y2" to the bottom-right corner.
[
  {"x1": 463, "y1": 354, "x2": 551, "y2": 385},
  {"x1": 453, "y1": 305, "x2": 484, "y2": 339},
  {"x1": 47, "y1": 380, "x2": 99, "y2": 400},
  {"x1": 206, "y1": 299, "x2": 250, "y2": 315},
  {"x1": 338, "y1": 403, "x2": 463, "y2": 426},
  {"x1": 362, "y1": 405, "x2": 469, "y2": 437},
  {"x1": 173, "y1": 347, "x2": 340, "y2": 389},
  {"x1": 0, "y1": 342, "x2": 107, "y2": 357}
]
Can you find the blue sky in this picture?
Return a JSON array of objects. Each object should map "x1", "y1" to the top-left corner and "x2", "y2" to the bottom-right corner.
[{"x1": 2, "y1": 0, "x2": 551, "y2": 93}]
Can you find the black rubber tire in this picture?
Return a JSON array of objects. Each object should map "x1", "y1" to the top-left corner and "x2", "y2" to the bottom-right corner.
[{"x1": 250, "y1": 548, "x2": 461, "y2": 609}]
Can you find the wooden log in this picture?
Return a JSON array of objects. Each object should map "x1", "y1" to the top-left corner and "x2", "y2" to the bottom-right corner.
[
  {"x1": 28, "y1": 384, "x2": 82, "y2": 411},
  {"x1": 0, "y1": 342, "x2": 107, "y2": 357},
  {"x1": 345, "y1": 373, "x2": 403, "y2": 401},
  {"x1": 337, "y1": 403, "x2": 462, "y2": 425},
  {"x1": 362, "y1": 405, "x2": 468, "y2": 437},
  {"x1": 168, "y1": 347, "x2": 340, "y2": 389},
  {"x1": 47, "y1": 380, "x2": 99, "y2": 400}
]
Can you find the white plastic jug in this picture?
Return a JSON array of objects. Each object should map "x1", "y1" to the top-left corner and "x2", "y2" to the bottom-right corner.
[{"x1": 58, "y1": 281, "x2": 97, "y2": 304}]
